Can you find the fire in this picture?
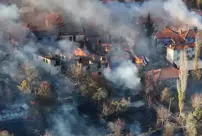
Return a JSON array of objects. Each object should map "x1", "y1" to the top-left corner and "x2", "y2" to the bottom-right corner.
[
  {"x1": 73, "y1": 48, "x2": 87, "y2": 57},
  {"x1": 134, "y1": 55, "x2": 145, "y2": 66}
]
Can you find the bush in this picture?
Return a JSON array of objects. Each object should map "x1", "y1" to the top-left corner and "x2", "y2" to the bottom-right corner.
[
  {"x1": 37, "y1": 81, "x2": 51, "y2": 98},
  {"x1": 192, "y1": 93, "x2": 202, "y2": 109},
  {"x1": 0, "y1": 131, "x2": 13, "y2": 136},
  {"x1": 17, "y1": 80, "x2": 31, "y2": 94},
  {"x1": 186, "y1": 113, "x2": 197, "y2": 136},
  {"x1": 161, "y1": 87, "x2": 172, "y2": 103}
]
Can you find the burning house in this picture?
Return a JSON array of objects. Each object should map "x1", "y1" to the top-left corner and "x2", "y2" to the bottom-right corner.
[
  {"x1": 59, "y1": 23, "x2": 85, "y2": 46},
  {"x1": 20, "y1": 7, "x2": 64, "y2": 43}
]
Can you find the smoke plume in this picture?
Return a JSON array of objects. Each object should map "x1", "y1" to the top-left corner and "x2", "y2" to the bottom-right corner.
[{"x1": 103, "y1": 60, "x2": 140, "y2": 89}]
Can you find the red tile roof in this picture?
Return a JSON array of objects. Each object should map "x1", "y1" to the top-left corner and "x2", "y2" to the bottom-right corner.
[
  {"x1": 156, "y1": 27, "x2": 186, "y2": 43},
  {"x1": 156, "y1": 27, "x2": 197, "y2": 43},
  {"x1": 45, "y1": 12, "x2": 63, "y2": 24},
  {"x1": 20, "y1": 10, "x2": 63, "y2": 31},
  {"x1": 146, "y1": 67, "x2": 179, "y2": 83}
]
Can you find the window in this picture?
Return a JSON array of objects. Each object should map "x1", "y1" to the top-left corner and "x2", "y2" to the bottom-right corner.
[
  {"x1": 45, "y1": 60, "x2": 48, "y2": 63},
  {"x1": 43, "y1": 58, "x2": 46, "y2": 62},
  {"x1": 69, "y1": 36, "x2": 72, "y2": 41}
]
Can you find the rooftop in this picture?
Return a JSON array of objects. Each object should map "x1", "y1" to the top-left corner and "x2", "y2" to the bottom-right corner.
[
  {"x1": 146, "y1": 67, "x2": 179, "y2": 83},
  {"x1": 156, "y1": 27, "x2": 197, "y2": 43}
]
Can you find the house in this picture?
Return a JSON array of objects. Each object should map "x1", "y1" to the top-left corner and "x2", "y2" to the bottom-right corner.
[
  {"x1": 155, "y1": 27, "x2": 197, "y2": 46},
  {"x1": 32, "y1": 51, "x2": 62, "y2": 75},
  {"x1": 145, "y1": 67, "x2": 179, "y2": 92},
  {"x1": 166, "y1": 43, "x2": 195, "y2": 64},
  {"x1": 59, "y1": 23, "x2": 85, "y2": 43},
  {"x1": 20, "y1": 7, "x2": 64, "y2": 42}
]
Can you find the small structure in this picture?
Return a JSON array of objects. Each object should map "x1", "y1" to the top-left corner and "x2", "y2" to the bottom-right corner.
[
  {"x1": 145, "y1": 67, "x2": 179, "y2": 91},
  {"x1": 32, "y1": 51, "x2": 62, "y2": 75}
]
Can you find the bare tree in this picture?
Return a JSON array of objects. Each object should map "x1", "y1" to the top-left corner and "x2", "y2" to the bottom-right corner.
[
  {"x1": 192, "y1": 31, "x2": 202, "y2": 80},
  {"x1": 192, "y1": 93, "x2": 202, "y2": 109},
  {"x1": 108, "y1": 119, "x2": 125, "y2": 136},
  {"x1": 37, "y1": 81, "x2": 51, "y2": 97},
  {"x1": 177, "y1": 51, "x2": 188, "y2": 116}
]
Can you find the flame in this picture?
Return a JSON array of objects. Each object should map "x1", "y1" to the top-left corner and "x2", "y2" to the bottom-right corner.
[
  {"x1": 134, "y1": 55, "x2": 145, "y2": 66},
  {"x1": 73, "y1": 48, "x2": 87, "y2": 57}
]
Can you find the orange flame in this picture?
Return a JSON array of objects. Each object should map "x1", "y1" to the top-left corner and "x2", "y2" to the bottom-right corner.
[
  {"x1": 134, "y1": 55, "x2": 145, "y2": 66},
  {"x1": 73, "y1": 48, "x2": 87, "y2": 57}
]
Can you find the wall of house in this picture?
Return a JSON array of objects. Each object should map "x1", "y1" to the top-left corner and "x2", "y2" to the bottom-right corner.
[
  {"x1": 166, "y1": 48, "x2": 174, "y2": 63},
  {"x1": 32, "y1": 54, "x2": 61, "y2": 75},
  {"x1": 61, "y1": 35, "x2": 84, "y2": 42},
  {"x1": 167, "y1": 47, "x2": 195, "y2": 63}
]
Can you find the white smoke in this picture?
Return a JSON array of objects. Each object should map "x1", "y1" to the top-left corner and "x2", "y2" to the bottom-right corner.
[
  {"x1": 103, "y1": 60, "x2": 140, "y2": 89},
  {"x1": 133, "y1": 0, "x2": 202, "y2": 28}
]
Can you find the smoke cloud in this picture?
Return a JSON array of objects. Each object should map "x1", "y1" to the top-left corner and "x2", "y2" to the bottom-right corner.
[
  {"x1": 103, "y1": 60, "x2": 140, "y2": 89},
  {"x1": 133, "y1": 0, "x2": 202, "y2": 28}
]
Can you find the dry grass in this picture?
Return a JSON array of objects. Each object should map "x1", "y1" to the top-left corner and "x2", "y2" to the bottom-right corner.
[
  {"x1": 163, "y1": 122, "x2": 174, "y2": 136},
  {"x1": 0, "y1": 131, "x2": 13, "y2": 136},
  {"x1": 186, "y1": 113, "x2": 197, "y2": 136},
  {"x1": 157, "y1": 106, "x2": 170, "y2": 125},
  {"x1": 161, "y1": 87, "x2": 172, "y2": 103},
  {"x1": 192, "y1": 93, "x2": 202, "y2": 109},
  {"x1": 177, "y1": 51, "x2": 188, "y2": 116}
]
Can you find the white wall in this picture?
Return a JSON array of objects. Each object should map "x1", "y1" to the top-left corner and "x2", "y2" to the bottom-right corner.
[
  {"x1": 166, "y1": 48, "x2": 174, "y2": 63},
  {"x1": 32, "y1": 54, "x2": 61, "y2": 75},
  {"x1": 166, "y1": 47, "x2": 195, "y2": 63}
]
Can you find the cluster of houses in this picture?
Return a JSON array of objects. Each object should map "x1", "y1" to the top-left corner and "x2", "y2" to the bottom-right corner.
[
  {"x1": 146, "y1": 7, "x2": 202, "y2": 89},
  {"x1": 4, "y1": 2, "x2": 202, "y2": 87}
]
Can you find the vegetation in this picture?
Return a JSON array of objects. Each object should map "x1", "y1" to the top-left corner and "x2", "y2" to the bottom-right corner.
[
  {"x1": 0, "y1": 131, "x2": 13, "y2": 136},
  {"x1": 192, "y1": 93, "x2": 202, "y2": 109},
  {"x1": 192, "y1": 31, "x2": 202, "y2": 80},
  {"x1": 108, "y1": 119, "x2": 125, "y2": 136},
  {"x1": 23, "y1": 63, "x2": 38, "y2": 82},
  {"x1": 157, "y1": 106, "x2": 170, "y2": 126},
  {"x1": 17, "y1": 80, "x2": 31, "y2": 94},
  {"x1": 101, "y1": 98, "x2": 130, "y2": 117},
  {"x1": 36, "y1": 81, "x2": 51, "y2": 98},
  {"x1": 177, "y1": 51, "x2": 188, "y2": 116},
  {"x1": 186, "y1": 113, "x2": 197, "y2": 136},
  {"x1": 163, "y1": 122, "x2": 174, "y2": 136},
  {"x1": 144, "y1": 13, "x2": 156, "y2": 38},
  {"x1": 161, "y1": 87, "x2": 172, "y2": 103}
]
